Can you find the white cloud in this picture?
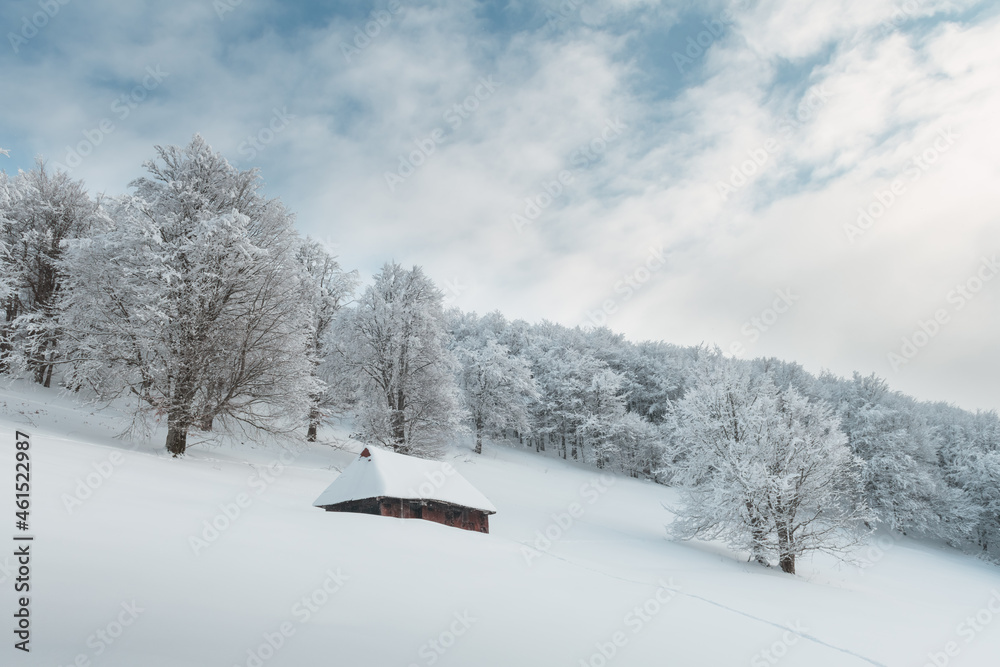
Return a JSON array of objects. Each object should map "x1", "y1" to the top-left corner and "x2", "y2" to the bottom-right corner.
[{"x1": 3, "y1": 0, "x2": 998, "y2": 410}]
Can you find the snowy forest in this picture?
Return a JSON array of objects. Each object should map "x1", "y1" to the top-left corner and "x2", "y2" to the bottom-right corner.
[{"x1": 1, "y1": 136, "x2": 998, "y2": 574}]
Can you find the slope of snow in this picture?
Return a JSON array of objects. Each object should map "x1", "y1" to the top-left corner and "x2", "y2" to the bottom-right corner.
[
  {"x1": 312, "y1": 446, "x2": 497, "y2": 513},
  {"x1": 1, "y1": 382, "x2": 999, "y2": 667}
]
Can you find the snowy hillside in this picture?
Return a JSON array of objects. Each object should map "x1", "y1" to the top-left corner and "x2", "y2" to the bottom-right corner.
[{"x1": 4, "y1": 382, "x2": 1000, "y2": 667}]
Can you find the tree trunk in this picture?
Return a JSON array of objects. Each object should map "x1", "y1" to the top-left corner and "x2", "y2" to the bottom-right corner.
[
  {"x1": 32, "y1": 338, "x2": 50, "y2": 385},
  {"x1": 389, "y1": 387, "x2": 406, "y2": 450},
  {"x1": 166, "y1": 385, "x2": 196, "y2": 457},
  {"x1": 166, "y1": 414, "x2": 189, "y2": 457},
  {"x1": 746, "y1": 500, "x2": 770, "y2": 567},
  {"x1": 0, "y1": 317, "x2": 11, "y2": 371},
  {"x1": 31, "y1": 326, "x2": 58, "y2": 387},
  {"x1": 776, "y1": 518, "x2": 795, "y2": 574},
  {"x1": 391, "y1": 411, "x2": 406, "y2": 449},
  {"x1": 474, "y1": 416, "x2": 483, "y2": 454},
  {"x1": 306, "y1": 406, "x2": 321, "y2": 442},
  {"x1": 779, "y1": 552, "x2": 795, "y2": 574},
  {"x1": 199, "y1": 414, "x2": 214, "y2": 431},
  {"x1": 43, "y1": 360, "x2": 54, "y2": 388}
]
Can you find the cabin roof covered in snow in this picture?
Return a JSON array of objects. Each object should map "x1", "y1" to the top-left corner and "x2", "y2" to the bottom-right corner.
[{"x1": 313, "y1": 447, "x2": 497, "y2": 514}]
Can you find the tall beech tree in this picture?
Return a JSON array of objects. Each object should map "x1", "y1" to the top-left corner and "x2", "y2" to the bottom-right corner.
[
  {"x1": 452, "y1": 329, "x2": 537, "y2": 454},
  {"x1": 330, "y1": 262, "x2": 464, "y2": 458},
  {"x1": 671, "y1": 351, "x2": 868, "y2": 574},
  {"x1": 59, "y1": 136, "x2": 315, "y2": 456},
  {"x1": 296, "y1": 238, "x2": 357, "y2": 441},
  {"x1": 0, "y1": 161, "x2": 105, "y2": 384}
]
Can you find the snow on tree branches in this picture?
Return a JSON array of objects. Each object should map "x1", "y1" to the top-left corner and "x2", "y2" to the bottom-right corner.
[
  {"x1": 670, "y1": 351, "x2": 870, "y2": 574},
  {"x1": 58, "y1": 136, "x2": 316, "y2": 456},
  {"x1": 0, "y1": 161, "x2": 107, "y2": 385},
  {"x1": 329, "y1": 262, "x2": 465, "y2": 458}
]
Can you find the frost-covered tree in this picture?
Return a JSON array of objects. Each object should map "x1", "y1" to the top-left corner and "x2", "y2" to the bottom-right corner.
[
  {"x1": 0, "y1": 176, "x2": 12, "y2": 310},
  {"x1": 452, "y1": 328, "x2": 537, "y2": 454},
  {"x1": 951, "y1": 449, "x2": 1000, "y2": 558},
  {"x1": 817, "y1": 372, "x2": 977, "y2": 542},
  {"x1": 296, "y1": 239, "x2": 358, "y2": 441},
  {"x1": 497, "y1": 321, "x2": 672, "y2": 471},
  {"x1": 934, "y1": 408, "x2": 1000, "y2": 558},
  {"x1": 59, "y1": 136, "x2": 315, "y2": 456},
  {"x1": 578, "y1": 327, "x2": 684, "y2": 424},
  {"x1": 601, "y1": 411, "x2": 663, "y2": 478},
  {"x1": 0, "y1": 161, "x2": 105, "y2": 384},
  {"x1": 622, "y1": 340, "x2": 686, "y2": 422},
  {"x1": 671, "y1": 351, "x2": 867, "y2": 574},
  {"x1": 521, "y1": 326, "x2": 597, "y2": 458},
  {"x1": 579, "y1": 366, "x2": 629, "y2": 466},
  {"x1": 670, "y1": 353, "x2": 776, "y2": 566},
  {"x1": 330, "y1": 263, "x2": 464, "y2": 457}
]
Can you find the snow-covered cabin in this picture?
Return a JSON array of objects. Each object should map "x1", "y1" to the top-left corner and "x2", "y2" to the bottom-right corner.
[{"x1": 313, "y1": 447, "x2": 497, "y2": 533}]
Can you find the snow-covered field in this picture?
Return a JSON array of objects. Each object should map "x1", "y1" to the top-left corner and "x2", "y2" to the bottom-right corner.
[{"x1": 3, "y1": 382, "x2": 1000, "y2": 667}]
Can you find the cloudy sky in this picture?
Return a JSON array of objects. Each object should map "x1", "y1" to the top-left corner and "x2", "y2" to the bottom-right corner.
[{"x1": 2, "y1": 0, "x2": 999, "y2": 411}]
